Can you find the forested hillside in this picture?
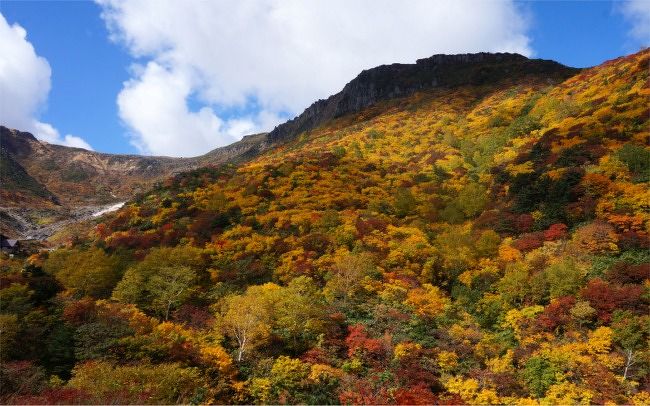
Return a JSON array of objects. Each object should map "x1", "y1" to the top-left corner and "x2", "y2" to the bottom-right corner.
[{"x1": 1, "y1": 49, "x2": 649, "y2": 404}]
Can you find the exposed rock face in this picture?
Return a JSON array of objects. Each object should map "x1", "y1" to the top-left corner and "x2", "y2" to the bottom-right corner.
[{"x1": 268, "y1": 53, "x2": 579, "y2": 142}]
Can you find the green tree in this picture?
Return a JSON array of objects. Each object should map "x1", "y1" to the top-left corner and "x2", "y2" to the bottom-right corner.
[
  {"x1": 112, "y1": 246, "x2": 205, "y2": 316},
  {"x1": 497, "y1": 262, "x2": 531, "y2": 307},
  {"x1": 457, "y1": 182, "x2": 488, "y2": 217},
  {"x1": 611, "y1": 312, "x2": 649, "y2": 381},
  {"x1": 269, "y1": 356, "x2": 311, "y2": 403},
  {"x1": 394, "y1": 188, "x2": 417, "y2": 217},
  {"x1": 616, "y1": 143, "x2": 650, "y2": 182},
  {"x1": 522, "y1": 356, "x2": 559, "y2": 398},
  {"x1": 0, "y1": 284, "x2": 32, "y2": 316},
  {"x1": 274, "y1": 276, "x2": 327, "y2": 351},
  {"x1": 149, "y1": 266, "x2": 197, "y2": 320},
  {"x1": 44, "y1": 248, "x2": 122, "y2": 298},
  {"x1": 544, "y1": 259, "x2": 584, "y2": 299},
  {"x1": 475, "y1": 230, "x2": 501, "y2": 258},
  {"x1": 0, "y1": 314, "x2": 19, "y2": 360}
]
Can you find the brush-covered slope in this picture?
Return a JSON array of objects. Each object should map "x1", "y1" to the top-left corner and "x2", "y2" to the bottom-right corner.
[{"x1": 2, "y1": 50, "x2": 649, "y2": 405}]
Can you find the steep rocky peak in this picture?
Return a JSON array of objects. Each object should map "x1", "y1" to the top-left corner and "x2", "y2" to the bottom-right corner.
[{"x1": 268, "y1": 52, "x2": 579, "y2": 143}]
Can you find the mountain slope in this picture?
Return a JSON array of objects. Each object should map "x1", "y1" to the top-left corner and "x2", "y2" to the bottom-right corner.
[
  {"x1": 2, "y1": 50, "x2": 649, "y2": 404},
  {"x1": 0, "y1": 52, "x2": 576, "y2": 239},
  {"x1": 95, "y1": 50, "x2": 648, "y2": 253},
  {"x1": 0, "y1": 126, "x2": 273, "y2": 238}
]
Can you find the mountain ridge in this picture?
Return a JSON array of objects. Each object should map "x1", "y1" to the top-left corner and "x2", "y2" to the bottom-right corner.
[{"x1": 268, "y1": 52, "x2": 579, "y2": 142}]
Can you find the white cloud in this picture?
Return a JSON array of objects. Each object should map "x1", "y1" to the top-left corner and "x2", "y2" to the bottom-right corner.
[
  {"x1": 0, "y1": 13, "x2": 93, "y2": 150},
  {"x1": 61, "y1": 134, "x2": 94, "y2": 150},
  {"x1": 98, "y1": 0, "x2": 531, "y2": 157},
  {"x1": 619, "y1": 0, "x2": 650, "y2": 45},
  {"x1": 116, "y1": 62, "x2": 278, "y2": 156}
]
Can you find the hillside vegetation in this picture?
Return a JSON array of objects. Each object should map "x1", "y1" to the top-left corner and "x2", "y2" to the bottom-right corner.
[{"x1": 1, "y1": 50, "x2": 649, "y2": 404}]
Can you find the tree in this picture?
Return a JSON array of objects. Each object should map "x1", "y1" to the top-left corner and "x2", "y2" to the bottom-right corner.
[
  {"x1": 394, "y1": 188, "x2": 417, "y2": 217},
  {"x1": 580, "y1": 278, "x2": 644, "y2": 323},
  {"x1": 497, "y1": 262, "x2": 531, "y2": 307},
  {"x1": 544, "y1": 223, "x2": 568, "y2": 241},
  {"x1": 324, "y1": 252, "x2": 374, "y2": 307},
  {"x1": 44, "y1": 248, "x2": 122, "y2": 298},
  {"x1": 544, "y1": 259, "x2": 584, "y2": 299},
  {"x1": 219, "y1": 284, "x2": 278, "y2": 362},
  {"x1": 0, "y1": 283, "x2": 32, "y2": 316},
  {"x1": 273, "y1": 276, "x2": 327, "y2": 352},
  {"x1": 538, "y1": 296, "x2": 575, "y2": 332},
  {"x1": 457, "y1": 182, "x2": 489, "y2": 218},
  {"x1": 148, "y1": 266, "x2": 197, "y2": 320},
  {"x1": 404, "y1": 284, "x2": 450, "y2": 318},
  {"x1": 475, "y1": 230, "x2": 501, "y2": 258},
  {"x1": 611, "y1": 312, "x2": 649, "y2": 381},
  {"x1": 268, "y1": 356, "x2": 311, "y2": 404},
  {"x1": 569, "y1": 301, "x2": 596, "y2": 328},
  {"x1": 111, "y1": 270, "x2": 145, "y2": 306},
  {"x1": 66, "y1": 361, "x2": 201, "y2": 404},
  {"x1": 112, "y1": 246, "x2": 205, "y2": 315},
  {"x1": 616, "y1": 143, "x2": 650, "y2": 182},
  {"x1": 572, "y1": 221, "x2": 619, "y2": 254},
  {"x1": 0, "y1": 314, "x2": 19, "y2": 360},
  {"x1": 522, "y1": 356, "x2": 558, "y2": 398}
]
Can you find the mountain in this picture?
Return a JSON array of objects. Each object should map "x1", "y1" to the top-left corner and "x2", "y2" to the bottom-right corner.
[
  {"x1": 0, "y1": 126, "x2": 271, "y2": 238},
  {"x1": 2, "y1": 50, "x2": 649, "y2": 404},
  {"x1": 0, "y1": 53, "x2": 576, "y2": 239},
  {"x1": 268, "y1": 52, "x2": 577, "y2": 142},
  {"x1": 0, "y1": 126, "x2": 276, "y2": 207},
  {"x1": 89, "y1": 49, "x2": 648, "y2": 255}
]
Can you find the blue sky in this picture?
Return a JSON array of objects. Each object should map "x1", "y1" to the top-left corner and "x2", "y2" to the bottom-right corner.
[
  {"x1": 0, "y1": 1, "x2": 648, "y2": 156},
  {"x1": 1, "y1": 1, "x2": 129, "y2": 153}
]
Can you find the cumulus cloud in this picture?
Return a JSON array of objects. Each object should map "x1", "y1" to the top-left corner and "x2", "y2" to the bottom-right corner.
[
  {"x1": 619, "y1": 0, "x2": 650, "y2": 45},
  {"x1": 0, "y1": 14, "x2": 93, "y2": 150},
  {"x1": 98, "y1": 0, "x2": 531, "y2": 157}
]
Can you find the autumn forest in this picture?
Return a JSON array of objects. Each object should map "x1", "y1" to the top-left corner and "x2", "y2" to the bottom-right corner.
[{"x1": 1, "y1": 49, "x2": 649, "y2": 404}]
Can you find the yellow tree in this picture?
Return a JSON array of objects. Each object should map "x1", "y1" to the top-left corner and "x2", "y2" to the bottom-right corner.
[{"x1": 219, "y1": 284, "x2": 279, "y2": 361}]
